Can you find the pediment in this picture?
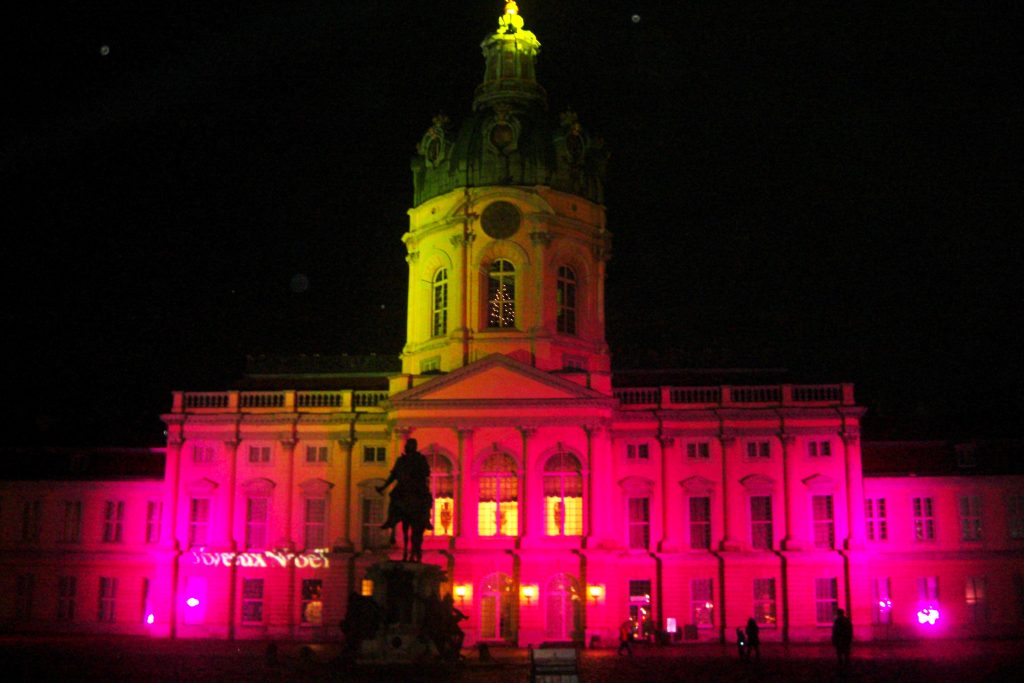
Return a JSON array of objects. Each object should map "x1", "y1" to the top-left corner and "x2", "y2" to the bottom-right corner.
[{"x1": 392, "y1": 354, "x2": 607, "y2": 404}]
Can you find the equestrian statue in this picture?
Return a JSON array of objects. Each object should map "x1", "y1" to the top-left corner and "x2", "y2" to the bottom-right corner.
[{"x1": 376, "y1": 438, "x2": 433, "y2": 562}]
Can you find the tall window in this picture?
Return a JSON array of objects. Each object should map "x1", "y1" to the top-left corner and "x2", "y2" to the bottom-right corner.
[
  {"x1": 689, "y1": 497, "x2": 711, "y2": 549},
  {"x1": 813, "y1": 495, "x2": 835, "y2": 549},
  {"x1": 60, "y1": 501, "x2": 82, "y2": 543},
  {"x1": 913, "y1": 496, "x2": 935, "y2": 541},
  {"x1": 361, "y1": 496, "x2": 388, "y2": 549},
  {"x1": 57, "y1": 576, "x2": 77, "y2": 622},
  {"x1": 146, "y1": 501, "x2": 162, "y2": 544},
  {"x1": 545, "y1": 573, "x2": 582, "y2": 641},
  {"x1": 691, "y1": 578, "x2": 714, "y2": 628},
  {"x1": 478, "y1": 453, "x2": 518, "y2": 536},
  {"x1": 246, "y1": 498, "x2": 269, "y2": 549},
  {"x1": 242, "y1": 578, "x2": 264, "y2": 624},
  {"x1": 487, "y1": 259, "x2": 516, "y2": 328},
  {"x1": 556, "y1": 266, "x2": 576, "y2": 334},
  {"x1": 917, "y1": 576, "x2": 939, "y2": 610},
  {"x1": 432, "y1": 268, "x2": 448, "y2": 337},
  {"x1": 16, "y1": 574, "x2": 34, "y2": 621},
  {"x1": 301, "y1": 579, "x2": 323, "y2": 625},
  {"x1": 965, "y1": 577, "x2": 987, "y2": 624},
  {"x1": 815, "y1": 578, "x2": 839, "y2": 625},
  {"x1": 865, "y1": 498, "x2": 888, "y2": 541},
  {"x1": 628, "y1": 497, "x2": 650, "y2": 549},
  {"x1": 189, "y1": 498, "x2": 211, "y2": 547},
  {"x1": 426, "y1": 452, "x2": 455, "y2": 536},
  {"x1": 98, "y1": 577, "x2": 118, "y2": 623},
  {"x1": 21, "y1": 499, "x2": 42, "y2": 543},
  {"x1": 750, "y1": 496, "x2": 773, "y2": 549},
  {"x1": 304, "y1": 498, "x2": 326, "y2": 549},
  {"x1": 959, "y1": 495, "x2": 982, "y2": 541},
  {"x1": 544, "y1": 452, "x2": 583, "y2": 536},
  {"x1": 103, "y1": 501, "x2": 125, "y2": 543},
  {"x1": 305, "y1": 445, "x2": 328, "y2": 464},
  {"x1": 479, "y1": 573, "x2": 515, "y2": 641},
  {"x1": 753, "y1": 578, "x2": 777, "y2": 628},
  {"x1": 872, "y1": 577, "x2": 892, "y2": 624}
]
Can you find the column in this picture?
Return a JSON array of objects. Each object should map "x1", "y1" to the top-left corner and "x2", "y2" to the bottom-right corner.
[
  {"x1": 842, "y1": 432, "x2": 865, "y2": 550},
  {"x1": 658, "y1": 436, "x2": 676, "y2": 552},
  {"x1": 335, "y1": 438, "x2": 354, "y2": 550},
  {"x1": 281, "y1": 438, "x2": 297, "y2": 548},
  {"x1": 718, "y1": 436, "x2": 741, "y2": 551},
  {"x1": 456, "y1": 428, "x2": 475, "y2": 539},
  {"x1": 221, "y1": 439, "x2": 239, "y2": 549},
  {"x1": 519, "y1": 427, "x2": 536, "y2": 537},
  {"x1": 780, "y1": 434, "x2": 804, "y2": 551}
]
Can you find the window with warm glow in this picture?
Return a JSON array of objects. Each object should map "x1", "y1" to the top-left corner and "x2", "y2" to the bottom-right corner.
[
  {"x1": 487, "y1": 260, "x2": 516, "y2": 329},
  {"x1": 301, "y1": 579, "x2": 322, "y2": 625},
  {"x1": 433, "y1": 268, "x2": 448, "y2": 337},
  {"x1": 478, "y1": 453, "x2": 518, "y2": 536},
  {"x1": 965, "y1": 576, "x2": 987, "y2": 623},
  {"x1": 753, "y1": 578, "x2": 776, "y2": 627},
  {"x1": 426, "y1": 451, "x2": 455, "y2": 536},
  {"x1": 691, "y1": 578, "x2": 714, "y2": 628},
  {"x1": 479, "y1": 573, "x2": 515, "y2": 640},
  {"x1": 544, "y1": 573, "x2": 582, "y2": 640},
  {"x1": 556, "y1": 266, "x2": 576, "y2": 334},
  {"x1": 544, "y1": 452, "x2": 582, "y2": 536}
]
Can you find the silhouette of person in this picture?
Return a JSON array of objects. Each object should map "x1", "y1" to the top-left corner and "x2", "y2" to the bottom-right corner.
[
  {"x1": 736, "y1": 626, "x2": 748, "y2": 660},
  {"x1": 377, "y1": 438, "x2": 433, "y2": 538},
  {"x1": 617, "y1": 618, "x2": 634, "y2": 656},
  {"x1": 832, "y1": 608, "x2": 853, "y2": 669},
  {"x1": 745, "y1": 617, "x2": 761, "y2": 661}
]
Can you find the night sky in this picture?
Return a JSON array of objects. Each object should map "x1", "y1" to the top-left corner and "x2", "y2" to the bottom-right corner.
[{"x1": 6, "y1": 2, "x2": 1021, "y2": 446}]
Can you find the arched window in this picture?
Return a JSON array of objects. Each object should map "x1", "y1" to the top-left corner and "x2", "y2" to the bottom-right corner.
[
  {"x1": 556, "y1": 266, "x2": 576, "y2": 334},
  {"x1": 545, "y1": 573, "x2": 582, "y2": 641},
  {"x1": 479, "y1": 453, "x2": 518, "y2": 536},
  {"x1": 487, "y1": 259, "x2": 516, "y2": 328},
  {"x1": 432, "y1": 268, "x2": 448, "y2": 337},
  {"x1": 426, "y1": 451, "x2": 455, "y2": 536},
  {"x1": 544, "y1": 452, "x2": 583, "y2": 536},
  {"x1": 480, "y1": 572, "x2": 515, "y2": 641}
]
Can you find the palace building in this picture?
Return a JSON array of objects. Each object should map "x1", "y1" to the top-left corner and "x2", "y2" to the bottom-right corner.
[{"x1": 2, "y1": 3, "x2": 1022, "y2": 645}]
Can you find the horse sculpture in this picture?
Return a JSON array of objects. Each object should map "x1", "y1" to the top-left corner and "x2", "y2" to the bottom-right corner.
[{"x1": 377, "y1": 439, "x2": 433, "y2": 563}]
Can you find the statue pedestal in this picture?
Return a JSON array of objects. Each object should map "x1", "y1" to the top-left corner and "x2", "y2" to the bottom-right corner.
[{"x1": 358, "y1": 560, "x2": 447, "y2": 662}]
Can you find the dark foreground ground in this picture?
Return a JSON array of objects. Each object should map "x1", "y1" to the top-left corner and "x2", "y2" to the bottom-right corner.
[{"x1": 2, "y1": 636, "x2": 1023, "y2": 682}]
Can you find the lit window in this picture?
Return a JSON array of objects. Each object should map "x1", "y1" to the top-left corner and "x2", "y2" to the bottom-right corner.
[
  {"x1": 871, "y1": 577, "x2": 892, "y2": 624},
  {"x1": 916, "y1": 575, "x2": 939, "y2": 611},
  {"x1": 304, "y1": 498, "x2": 326, "y2": 549},
  {"x1": 808, "y1": 440, "x2": 832, "y2": 457},
  {"x1": 98, "y1": 577, "x2": 118, "y2": 623},
  {"x1": 686, "y1": 442, "x2": 711, "y2": 459},
  {"x1": 433, "y1": 268, "x2": 448, "y2": 337},
  {"x1": 913, "y1": 497, "x2": 935, "y2": 541},
  {"x1": 301, "y1": 579, "x2": 323, "y2": 625},
  {"x1": 813, "y1": 495, "x2": 835, "y2": 549},
  {"x1": 242, "y1": 578, "x2": 264, "y2": 624},
  {"x1": 21, "y1": 499, "x2": 42, "y2": 543},
  {"x1": 487, "y1": 259, "x2": 516, "y2": 328},
  {"x1": 965, "y1": 577, "x2": 987, "y2": 624},
  {"x1": 479, "y1": 453, "x2": 518, "y2": 536},
  {"x1": 544, "y1": 452, "x2": 583, "y2": 536},
  {"x1": 426, "y1": 451, "x2": 455, "y2": 536},
  {"x1": 305, "y1": 445, "x2": 329, "y2": 464},
  {"x1": 479, "y1": 573, "x2": 515, "y2": 640},
  {"x1": 959, "y1": 495, "x2": 982, "y2": 541},
  {"x1": 363, "y1": 446, "x2": 386, "y2": 464},
  {"x1": 753, "y1": 578, "x2": 777, "y2": 627},
  {"x1": 626, "y1": 443, "x2": 650, "y2": 460},
  {"x1": 246, "y1": 498, "x2": 269, "y2": 549},
  {"x1": 750, "y1": 496, "x2": 773, "y2": 549},
  {"x1": 248, "y1": 445, "x2": 272, "y2": 464},
  {"x1": 865, "y1": 498, "x2": 888, "y2": 541},
  {"x1": 689, "y1": 497, "x2": 711, "y2": 549},
  {"x1": 691, "y1": 578, "x2": 714, "y2": 628},
  {"x1": 146, "y1": 501, "x2": 162, "y2": 544},
  {"x1": 746, "y1": 441, "x2": 771, "y2": 459},
  {"x1": 103, "y1": 501, "x2": 125, "y2": 543},
  {"x1": 544, "y1": 573, "x2": 582, "y2": 641},
  {"x1": 556, "y1": 266, "x2": 577, "y2": 334},
  {"x1": 189, "y1": 498, "x2": 210, "y2": 547},
  {"x1": 815, "y1": 578, "x2": 839, "y2": 625},
  {"x1": 628, "y1": 497, "x2": 650, "y2": 549}
]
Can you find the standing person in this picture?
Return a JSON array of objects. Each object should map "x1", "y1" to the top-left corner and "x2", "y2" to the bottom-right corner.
[
  {"x1": 617, "y1": 618, "x2": 634, "y2": 656},
  {"x1": 832, "y1": 608, "x2": 853, "y2": 670},
  {"x1": 735, "y1": 626, "x2": 748, "y2": 660},
  {"x1": 745, "y1": 617, "x2": 761, "y2": 661}
]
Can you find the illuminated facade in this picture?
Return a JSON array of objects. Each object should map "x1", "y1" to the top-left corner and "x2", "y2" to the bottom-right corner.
[{"x1": 2, "y1": 3, "x2": 1022, "y2": 645}]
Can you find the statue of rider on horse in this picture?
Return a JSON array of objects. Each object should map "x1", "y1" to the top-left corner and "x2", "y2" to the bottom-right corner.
[{"x1": 376, "y1": 438, "x2": 433, "y2": 562}]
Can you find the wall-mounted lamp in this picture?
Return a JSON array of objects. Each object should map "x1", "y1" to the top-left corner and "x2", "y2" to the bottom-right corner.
[
  {"x1": 454, "y1": 583, "x2": 472, "y2": 605},
  {"x1": 185, "y1": 597, "x2": 200, "y2": 608},
  {"x1": 361, "y1": 579, "x2": 374, "y2": 597},
  {"x1": 587, "y1": 584, "x2": 606, "y2": 604},
  {"x1": 917, "y1": 606, "x2": 940, "y2": 625},
  {"x1": 520, "y1": 584, "x2": 538, "y2": 605}
]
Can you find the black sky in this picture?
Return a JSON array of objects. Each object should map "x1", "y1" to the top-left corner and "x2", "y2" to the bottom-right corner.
[{"x1": 5, "y1": 1, "x2": 1022, "y2": 446}]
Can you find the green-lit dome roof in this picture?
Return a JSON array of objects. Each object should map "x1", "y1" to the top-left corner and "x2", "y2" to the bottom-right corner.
[{"x1": 411, "y1": 2, "x2": 607, "y2": 206}]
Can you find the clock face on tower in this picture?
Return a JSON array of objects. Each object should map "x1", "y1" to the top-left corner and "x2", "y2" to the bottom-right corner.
[{"x1": 480, "y1": 201, "x2": 522, "y2": 239}]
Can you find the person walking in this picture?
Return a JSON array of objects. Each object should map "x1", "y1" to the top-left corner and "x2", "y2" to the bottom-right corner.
[
  {"x1": 617, "y1": 618, "x2": 634, "y2": 656},
  {"x1": 832, "y1": 608, "x2": 853, "y2": 670},
  {"x1": 745, "y1": 617, "x2": 761, "y2": 661}
]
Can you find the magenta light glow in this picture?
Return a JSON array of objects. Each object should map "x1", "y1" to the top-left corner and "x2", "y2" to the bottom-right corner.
[
  {"x1": 146, "y1": 612, "x2": 155, "y2": 625},
  {"x1": 186, "y1": 597, "x2": 200, "y2": 608},
  {"x1": 917, "y1": 607, "x2": 940, "y2": 625}
]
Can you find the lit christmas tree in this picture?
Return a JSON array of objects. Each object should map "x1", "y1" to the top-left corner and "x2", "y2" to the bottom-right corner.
[{"x1": 489, "y1": 280, "x2": 515, "y2": 327}]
